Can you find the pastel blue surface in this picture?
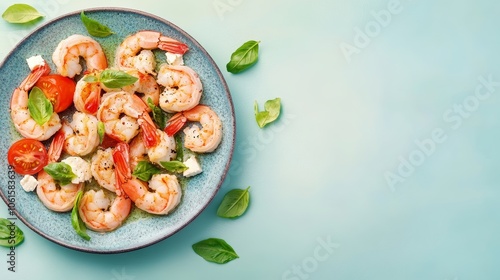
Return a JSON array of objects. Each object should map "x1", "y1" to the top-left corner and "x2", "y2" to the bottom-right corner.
[{"x1": 1, "y1": 0, "x2": 500, "y2": 279}]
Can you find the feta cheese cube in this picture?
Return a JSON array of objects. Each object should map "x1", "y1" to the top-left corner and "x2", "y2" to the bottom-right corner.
[
  {"x1": 61, "y1": 157, "x2": 92, "y2": 184},
  {"x1": 26, "y1": 55, "x2": 45, "y2": 71},
  {"x1": 165, "y1": 52, "x2": 184, "y2": 66},
  {"x1": 183, "y1": 156, "x2": 202, "y2": 177},
  {"x1": 20, "y1": 175, "x2": 38, "y2": 192}
]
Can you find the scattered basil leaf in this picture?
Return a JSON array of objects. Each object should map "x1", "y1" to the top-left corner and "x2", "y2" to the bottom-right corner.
[
  {"x1": 27, "y1": 87, "x2": 53, "y2": 125},
  {"x1": 80, "y1": 11, "x2": 113, "y2": 37},
  {"x1": 175, "y1": 135, "x2": 184, "y2": 162},
  {"x1": 160, "y1": 161, "x2": 188, "y2": 173},
  {"x1": 2, "y1": 4, "x2": 43, "y2": 24},
  {"x1": 217, "y1": 186, "x2": 250, "y2": 218},
  {"x1": 254, "y1": 97, "x2": 281, "y2": 128},
  {"x1": 192, "y1": 238, "x2": 239, "y2": 264},
  {"x1": 71, "y1": 191, "x2": 90, "y2": 241},
  {"x1": 147, "y1": 97, "x2": 166, "y2": 129},
  {"x1": 99, "y1": 69, "x2": 138, "y2": 88},
  {"x1": 0, "y1": 218, "x2": 24, "y2": 247},
  {"x1": 97, "y1": 121, "x2": 105, "y2": 144},
  {"x1": 43, "y1": 162, "x2": 77, "y2": 186},
  {"x1": 133, "y1": 161, "x2": 162, "y2": 182},
  {"x1": 226, "y1": 40, "x2": 260, "y2": 74}
]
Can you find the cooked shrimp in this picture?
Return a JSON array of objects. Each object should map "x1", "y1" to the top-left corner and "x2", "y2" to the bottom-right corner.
[
  {"x1": 165, "y1": 105, "x2": 222, "y2": 153},
  {"x1": 115, "y1": 31, "x2": 188, "y2": 75},
  {"x1": 78, "y1": 189, "x2": 132, "y2": 232},
  {"x1": 91, "y1": 148, "x2": 116, "y2": 193},
  {"x1": 129, "y1": 134, "x2": 148, "y2": 170},
  {"x1": 61, "y1": 111, "x2": 100, "y2": 156},
  {"x1": 156, "y1": 64, "x2": 202, "y2": 113},
  {"x1": 52, "y1": 34, "x2": 107, "y2": 78},
  {"x1": 96, "y1": 91, "x2": 154, "y2": 143},
  {"x1": 73, "y1": 71, "x2": 102, "y2": 115},
  {"x1": 113, "y1": 143, "x2": 181, "y2": 215},
  {"x1": 37, "y1": 130, "x2": 84, "y2": 212},
  {"x1": 10, "y1": 62, "x2": 62, "y2": 141}
]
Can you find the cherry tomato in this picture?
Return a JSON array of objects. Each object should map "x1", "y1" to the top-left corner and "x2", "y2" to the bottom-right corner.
[
  {"x1": 7, "y1": 139, "x2": 48, "y2": 175},
  {"x1": 35, "y1": 75, "x2": 76, "y2": 112}
]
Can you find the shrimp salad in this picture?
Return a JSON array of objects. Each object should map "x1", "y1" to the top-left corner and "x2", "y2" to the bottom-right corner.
[{"x1": 8, "y1": 31, "x2": 223, "y2": 235}]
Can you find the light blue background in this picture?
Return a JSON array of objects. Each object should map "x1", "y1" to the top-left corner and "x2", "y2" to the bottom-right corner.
[{"x1": 1, "y1": 0, "x2": 499, "y2": 279}]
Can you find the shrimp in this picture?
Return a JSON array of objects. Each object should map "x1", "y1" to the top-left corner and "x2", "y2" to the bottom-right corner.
[
  {"x1": 96, "y1": 91, "x2": 155, "y2": 143},
  {"x1": 61, "y1": 111, "x2": 100, "y2": 156},
  {"x1": 37, "y1": 130, "x2": 84, "y2": 212},
  {"x1": 91, "y1": 148, "x2": 116, "y2": 193},
  {"x1": 165, "y1": 105, "x2": 222, "y2": 153},
  {"x1": 73, "y1": 71, "x2": 102, "y2": 115},
  {"x1": 52, "y1": 34, "x2": 107, "y2": 78},
  {"x1": 113, "y1": 143, "x2": 181, "y2": 215},
  {"x1": 10, "y1": 62, "x2": 62, "y2": 141},
  {"x1": 156, "y1": 64, "x2": 203, "y2": 113},
  {"x1": 78, "y1": 189, "x2": 132, "y2": 232},
  {"x1": 129, "y1": 134, "x2": 148, "y2": 170},
  {"x1": 115, "y1": 30, "x2": 189, "y2": 75}
]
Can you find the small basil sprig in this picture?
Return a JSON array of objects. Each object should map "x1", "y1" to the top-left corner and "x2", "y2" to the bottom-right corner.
[
  {"x1": 43, "y1": 162, "x2": 77, "y2": 186},
  {"x1": 226, "y1": 40, "x2": 260, "y2": 74},
  {"x1": 71, "y1": 191, "x2": 90, "y2": 241},
  {"x1": 133, "y1": 161, "x2": 162, "y2": 182},
  {"x1": 0, "y1": 218, "x2": 24, "y2": 247},
  {"x1": 217, "y1": 187, "x2": 250, "y2": 218},
  {"x1": 28, "y1": 87, "x2": 53, "y2": 126},
  {"x1": 192, "y1": 238, "x2": 239, "y2": 264},
  {"x1": 254, "y1": 97, "x2": 281, "y2": 128},
  {"x1": 160, "y1": 161, "x2": 188, "y2": 173},
  {"x1": 147, "y1": 97, "x2": 167, "y2": 129},
  {"x1": 2, "y1": 4, "x2": 43, "y2": 23},
  {"x1": 80, "y1": 11, "x2": 113, "y2": 37},
  {"x1": 83, "y1": 69, "x2": 138, "y2": 89},
  {"x1": 97, "y1": 121, "x2": 105, "y2": 144},
  {"x1": 175, "y1": 135, "x2": 184, "y2": 162}
]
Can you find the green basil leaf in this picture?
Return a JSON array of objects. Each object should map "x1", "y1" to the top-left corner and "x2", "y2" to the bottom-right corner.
[
  {"x1": 71, "y1": 191, "x2": 90, "y2": 241},
  {"x1": 83, "y1": 75, "x2": 99, "y2": 83},
  {"x1": 226, "y1": 40, "x2": 260, "y2": 74},
  {"x1": 192, "y1": 238, "x2": 239, "y2": 264},
  {"x1": 80, "y1": 11, "x2": 113, "y2": 37},
  {"x1": 97, "y1": 121, "x2": 105, "y2": 144},
  {"x1": 0, "y1": 218, "x2": 24, "y2": 247},
  {"x1": 160, "y1": 161, "x2": 188, "y2": 173},
  {"x1": 99, "y1": 69, "x2": 138, "y2": 88},
  {"x1": 132, "y1": 161, "x2": 162, "y2": 182},
  {"x1": 43, "y1": 162, "x2": 77, "y2": 186},
  {"x1": 254, "y1": 98, "x2": 281, "y2": 128},
  {"x1": 147, "y1": 97, "x2": 167, "y2": 129},
  {"x1": 27, "y1": 87, "x2": 53, "y2": 125},
  {"x1": 2, "y1": 4, "x2": 43, "y2": 23},
  {"x1": 175, "y1": 135, "x2": 184, "y2": 162},
  {"x1": 217, "y1": 186, "x2": 250, "y2": 218}
]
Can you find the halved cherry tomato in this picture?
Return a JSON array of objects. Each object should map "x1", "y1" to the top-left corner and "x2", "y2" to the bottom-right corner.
[
  {"x1": 7, "y1": 139, "x2": 48, "y2": 175},
  {"x1": 35, "y1": 75, "x2": 76, "y2": 112}
]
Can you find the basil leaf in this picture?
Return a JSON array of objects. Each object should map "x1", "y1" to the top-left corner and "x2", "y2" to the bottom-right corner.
[
  {"x1": 254, "y1": 98, "x2": 281, "y2": 128},
  {"x1": 217, "y1": 186, "x2": 250, "y2": 218},
  {"x1": 83, "y1": 75, "x2": 99, "y2": 83},
  {"x1": 2, "y1": 4, "x2": 43, "y2": 23},
  {"x1": 43, "y1": 162, "x2": 77, "y2": 186},
  {"x1": 226, "y1": 40, "x2": 260, "y2": 74},
  {"x1": 147, "y1": 97, "x2": 166, "y2": 129},
  {"x1": 192, "y1": 238, "x2": 239, "y2": 264},
  {"x1": 27, "y1": 87, "x2": 53, "y2": 125},
  {"x1": 160, "y1": 161, "x2": 188, "y2": 173},
  {"x1": 0, "y1": 218, "x2": 24, "y2": 247},
  {"x1": 71, "y1": 191, "x2": 90, "y2": 241},
  {"x1": 133, "y1": 161, "x2": 162, "y2": 182},
  {"x1": 99, "y1": 69, "x2": 138, "y2": 88},
  {"x1": 175, "y1": 135, "x2": 184, "y2": 162},
  {"x1": 97, "y1": 121, "x2": 105, "y2": 144},
  {"x1": 80, "y1": 11, "x2": 113, "y2": 37}
]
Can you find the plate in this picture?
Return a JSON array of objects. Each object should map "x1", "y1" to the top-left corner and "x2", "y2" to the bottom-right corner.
[{"x1": 0, "y1": 8, "x2": 235, "y2": 253}]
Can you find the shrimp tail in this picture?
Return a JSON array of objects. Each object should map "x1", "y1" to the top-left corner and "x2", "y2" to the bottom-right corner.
[
  {"x1": 112, "y1": 142, "x2": 131, "y2": 197},
  {"x1": 138, "y1": 113, "x2": 160, "y2": 148},
  {"x1": 47, "y1": 129, "x2": 66, "y2": 163},
  {"x1": 164, "y1": 113, "x2": 187, "y2": 136},
  {"x1": 19, "y1": 63, "x2": 51, "y2": 92},
  {"x1": 158, "y1": 36, "x2": 189, "y2": 54}
]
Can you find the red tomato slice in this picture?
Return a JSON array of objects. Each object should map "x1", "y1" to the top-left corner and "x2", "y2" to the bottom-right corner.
[
  {"x1": 35, "y1": 75, "x2": 76, "y2": 113},
  {"x1": 7, "y1": 139, "x2": 48, "y2": 175}
]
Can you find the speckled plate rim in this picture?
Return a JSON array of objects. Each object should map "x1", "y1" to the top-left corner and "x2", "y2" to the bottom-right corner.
[{"x1": 0, "y1": 7, "x2": 235, "y2": 254}]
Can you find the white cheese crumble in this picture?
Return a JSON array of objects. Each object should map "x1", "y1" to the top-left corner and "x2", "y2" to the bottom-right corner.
[
  {"x1": 26, "y1": 55, "x2": 45, "y2": 71},
  {"x1": 165, "y1": 52, "x2": 184, "y2": 66},
  {"x1": 183, "y1": 156, "x2": 202, "y2": 177},
  {"x1": 61, "y1": 157, "x2": 92, "y2": 184},
  {"x1": 20, "y1": 175, "x2": 38, "y2": 192}
]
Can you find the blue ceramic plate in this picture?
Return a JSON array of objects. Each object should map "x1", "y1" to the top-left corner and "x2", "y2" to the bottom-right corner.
[{"x1": 0, "y1": 8, "x2": 235, "y2": 253}]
